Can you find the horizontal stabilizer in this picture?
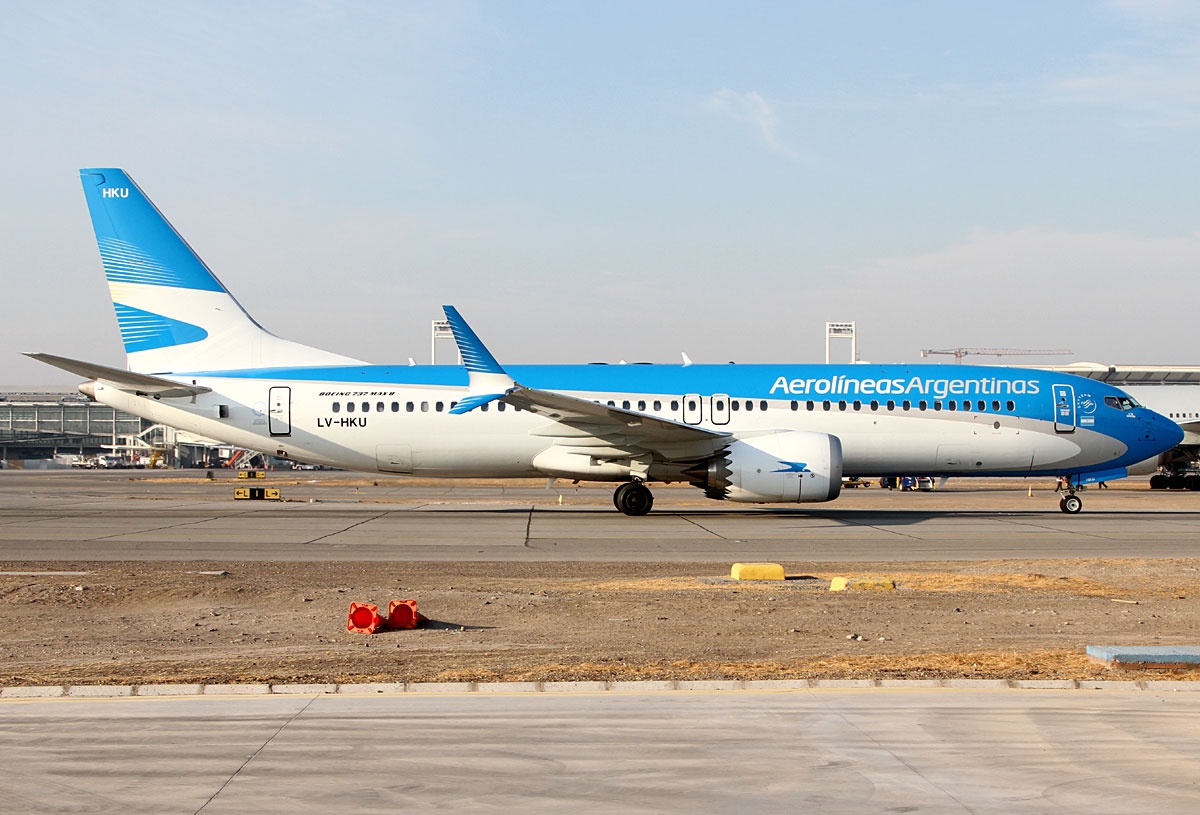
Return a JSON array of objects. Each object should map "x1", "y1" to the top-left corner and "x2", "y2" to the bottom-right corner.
[
  {"x1": 448, "y1": 393, "x2": 507, "y2": 415},
  {"x1": 24, "y1": 353, "x2": 212, "y2": 397}
]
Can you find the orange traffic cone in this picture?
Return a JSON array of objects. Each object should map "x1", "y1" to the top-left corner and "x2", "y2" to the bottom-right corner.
[
  {"x1": 347, "y1": 602, "x2": 383, "y2": 633},
  {"x1": 387, "y1": 599, "x2": 428, "y2": 629}
]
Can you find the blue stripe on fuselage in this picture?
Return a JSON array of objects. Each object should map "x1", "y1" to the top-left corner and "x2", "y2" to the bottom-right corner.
[{"x1": 175, "y1": 362, "x2": 1112, "y2": 418}]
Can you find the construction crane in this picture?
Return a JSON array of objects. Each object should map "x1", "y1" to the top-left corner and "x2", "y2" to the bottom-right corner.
[{"x1": 920, "y1": 348, "x2": 1073, "y2": 365}]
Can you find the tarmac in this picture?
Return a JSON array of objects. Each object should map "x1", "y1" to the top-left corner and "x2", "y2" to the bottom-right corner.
[
  {"x1": 2, "y1": 470, "x2": 1200, "y2": 562},
  {"x1": 4, "y1": 686, "x2": 1200, "y2": 813},
  {"x1": 3, "y1": 470, "x2": 1200, "y2": 811}
]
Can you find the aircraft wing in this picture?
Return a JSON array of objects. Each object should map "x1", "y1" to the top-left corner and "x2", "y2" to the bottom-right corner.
[
  {"x1": 504, "y1": 384, "x2": 731, "y2": 459},
  {"x1": 440, "y1": 306, "x2": 730, "y2": 462},
  {"x1": 24, "y1": 353, "x2": 212, "y2": 398}
]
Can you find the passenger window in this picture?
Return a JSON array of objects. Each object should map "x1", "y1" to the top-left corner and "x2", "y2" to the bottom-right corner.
[
  {"x1": 497, "y1": 402, "x2": 506, "y2": 412},
  {"x1": 436, "y1": 401, "x2": 444, "y2": 412},
  {"x1": 715, "y1": 400, "x2": 725, "y2": 411},
  {"x1": 361, "y1": 402, "x2": 369, "y2": 413},
  {"x1": 790, "y1": 401, "x2": 798, "y2": 411},
  {"x1": 745, "y1": 400, "x2": 753, "y2": 411},
  {"x1": 853, "y1": 400, "x2": 861, "y2": 411},
  {"x1": 933, "y1": 401, "x2": 941, "y2": 411},
  {"x1": 671, "y1": 400, "x2": 679, "y2": 411},
  {"x1": 731, "y1": 401, "x2": 740, "y2": 411},
  {"x1": 391, "y1": 402, "x2": 399, "y2": 412},
  {"x1": 376, "y1": 402, "x2": 384, "y2": 413},
  {"x1": 406, "y1": 402, "x2": 414, "y2": 412},
  {"x1": 838, "y1": 400, "x2": 847, "y2": 411},
  {"x1": 918, "y1": 400, "x2": 927, "y2": 411},
  {"x1": 870, "y1": 400, "x2": 879, "y2": 411},
  {"x1": 622, "y1": 400, "x2": 630, "y2": 410},
  {"x1": 607, "y1": 400, "x2": 616, "y2": 407},
  {"x1": 638, "y1": 400, "x2": 646, "y2": 411},
  {"x1": 421, "y1": 402, "x2": 429, "y2": 412},
  {"x1": 759, "y1": 400, "x2": 768, "y2": 411},
  {"x1": 346, "y1": 402, "x2": 355, "y2": 413},
  {"x1": 653, "y1": 400, "x2": 662, "y2": 411},
  {"x1": 332, "y1": 402, "x2": 340, "y2": 413},
  {"x1": 480, "y1": 403, "x2": 487, "y2": 412},
  {"x1": 991, "y1": 400, "x2": 1000, "y2": 411},
  {"x1": 807, "y1": 401, "x2": 815, "y2": 411},
  {"x1": 902, "y1": 400, "x2": 911, "y2": 411},
  {"x1": 688, "y1": 399, "x2": 697, "y2": 411},
  {"x1": 887, "y1": 400, "x2": 895, "y2": 411},
  {"x1": 948, "y1": 401, "x2": 957, "y2": 412},
  {"x1": 822, "y1": 400, "x2": 831, "y2": 411},
  {"x1": 1006, "y1": 400, "x2": 1015, "y2": 411}
]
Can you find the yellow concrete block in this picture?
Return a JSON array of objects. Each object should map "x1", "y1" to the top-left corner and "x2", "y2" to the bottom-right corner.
[
  {"x1": 730, "y1": 563, "x2": 785, "y2": 581},
  {"x1": 830, "y1": 577, "x2": 896, "y2": 591}
]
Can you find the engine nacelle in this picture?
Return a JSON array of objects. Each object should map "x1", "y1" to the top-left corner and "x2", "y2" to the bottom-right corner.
[{"x1": 690, "y1": 431, "x2": 843, "y2": 504}]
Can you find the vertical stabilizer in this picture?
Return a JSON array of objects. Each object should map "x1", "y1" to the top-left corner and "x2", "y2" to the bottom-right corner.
[{"x1": 79, "y1": 169, "x2": 363, "y2": 373}]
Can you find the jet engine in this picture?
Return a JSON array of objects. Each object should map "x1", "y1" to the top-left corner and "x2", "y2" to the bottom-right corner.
[{"x1": 687, "y1": 431, "x2": 843, "y2": 504}]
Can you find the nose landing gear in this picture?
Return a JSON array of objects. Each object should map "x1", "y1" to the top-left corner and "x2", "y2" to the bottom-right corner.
[
  {"x1": 613, "y1": 481, "x2": 654, "y2": 516},
  {"x1": 1059, "y1": 492, "x2": 1083, "y2": 514}
]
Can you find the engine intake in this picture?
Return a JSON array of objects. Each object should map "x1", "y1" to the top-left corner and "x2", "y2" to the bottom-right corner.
[{"x1": 687, "y1": 431, "x2": 843, "y2": 504}]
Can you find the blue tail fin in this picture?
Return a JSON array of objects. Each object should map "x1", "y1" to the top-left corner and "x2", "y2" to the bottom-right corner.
[{"x1": 79, "y1": 169, "x2": 361, "y2": 373}]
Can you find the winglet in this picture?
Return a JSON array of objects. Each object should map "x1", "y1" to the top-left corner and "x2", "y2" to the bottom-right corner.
[
  {"x1": 441, "y1": 306, "x2": 516, "y2": 413},
  {"x1": 442, "y1": 306, "x2": 505, "y2": 374}
]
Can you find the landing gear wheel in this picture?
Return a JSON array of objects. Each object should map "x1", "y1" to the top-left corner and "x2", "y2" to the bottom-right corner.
[
  {"x1": 614, "y1": 482, "x2": 654, "y2": 516},
  {"x1": 1059, "y1": 494, "x2": 1083, "y2": 514}
]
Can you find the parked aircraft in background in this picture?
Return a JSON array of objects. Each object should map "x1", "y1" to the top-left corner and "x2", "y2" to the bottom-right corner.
[{"x1": 27, "y1": 169, "x2": 1184, "y2": 514}]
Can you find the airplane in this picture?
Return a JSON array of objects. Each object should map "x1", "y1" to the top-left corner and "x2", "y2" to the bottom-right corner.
[{"x1": 27, "y1": 168, "x2": 1184, "y2": 515}]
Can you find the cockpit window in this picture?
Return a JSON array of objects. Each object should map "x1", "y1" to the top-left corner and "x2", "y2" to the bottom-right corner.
[{"x1": 1104, "y1": 395, "x2": 1140, "y2": 410}]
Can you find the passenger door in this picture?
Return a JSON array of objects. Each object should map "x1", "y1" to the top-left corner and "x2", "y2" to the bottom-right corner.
[
  {"x1": 1052, "y1": 384, "x2": 1076, "y2": 433},
  {"x1": 268, "y1": 386, "x2": 292, "y2": 436}
]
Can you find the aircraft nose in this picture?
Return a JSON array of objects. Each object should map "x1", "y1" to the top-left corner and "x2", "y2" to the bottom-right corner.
[{"x1": 1143, "y1": 408, "x2": 1184, "y2": 451}]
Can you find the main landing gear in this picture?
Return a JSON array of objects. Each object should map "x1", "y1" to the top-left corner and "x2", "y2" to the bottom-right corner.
[
  {"x1": 613, "y1": 481, "x2": 654, "y2": 516},
  {"x1": 1059, "y1": 492, "x2": 1083, "y2": 514}
]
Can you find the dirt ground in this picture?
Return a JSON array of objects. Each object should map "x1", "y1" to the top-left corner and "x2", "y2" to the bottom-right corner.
[{"x1": 3, "y1": 557, "x2": 1199, "y2": 686}]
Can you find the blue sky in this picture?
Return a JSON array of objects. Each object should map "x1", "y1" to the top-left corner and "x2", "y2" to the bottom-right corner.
[{"x1": 4, "y1": 1, "x2": 1200, "y2": 384}]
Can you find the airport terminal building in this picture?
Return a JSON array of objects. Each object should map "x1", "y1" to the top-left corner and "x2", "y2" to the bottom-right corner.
[{"x1": 0, "y1": 389, "x2": 218, "y2": 469}]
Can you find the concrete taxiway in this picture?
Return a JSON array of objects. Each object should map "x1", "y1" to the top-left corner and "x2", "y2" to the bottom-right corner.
[
  {"x1": 3, "y1": 687, "x2": 1199, "y2": 814},
  {"x1": 3, "y1": 471, "x2": 1200, "y2": 812},
  {"x1": 1, "y1": 470, "x2": 1199, "y2": 561}
]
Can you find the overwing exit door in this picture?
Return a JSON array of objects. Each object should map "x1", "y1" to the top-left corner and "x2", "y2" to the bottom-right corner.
[{"x1": 1052, "y1": 384, "x2": 1076, "y2": 433}]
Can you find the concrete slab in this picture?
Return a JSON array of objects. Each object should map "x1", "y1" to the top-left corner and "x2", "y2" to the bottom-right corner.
[
  {"x1": 7, "y1": 689, "x2": 1200, "y2": 813},
  {"x1": 66, "y1": 685, "x2": 133, "y2": 698},
  {"x1": 337, "y1": 683, "x2": 407, "y2": 694},
  {"x1": 203, "y1": 683, "x2": 271, "y2": 695},
  {"x1": 271, "y1": 684, "x2": 338, "y2": 694},
  {"x1": 1, "y1": 686, "x2": 64, "y2": 698},
  {"x1": 541, "y1": 681, "x2": 609, "y2": 693},
  {"x1": 1088, "y1": 645, "x2": 1200, "y2": 666},
  {"x1": 407, "y1": 682, "x2": 474, "y2": 693},
  {"x1": 136, "y1": 684, "x2": 203, "y2": 696},
  {"x1": 476, "y1": 682, "x2": 542, "y2": 693}
]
